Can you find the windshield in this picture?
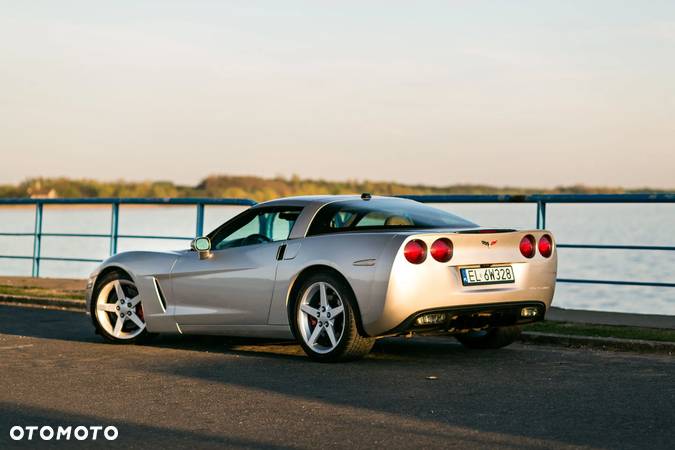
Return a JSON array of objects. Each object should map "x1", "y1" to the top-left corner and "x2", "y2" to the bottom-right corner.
[{"x1": 307, "y1": 198, "x2": 477, "y2": 235}]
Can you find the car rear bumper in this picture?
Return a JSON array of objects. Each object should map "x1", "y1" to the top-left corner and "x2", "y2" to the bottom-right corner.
[
  {"x1": 384, "y1": 301, "x2": 546, "y2": 335},
  {"x1": 361, "y1": 259, "x2": 556, "y2": 336}
]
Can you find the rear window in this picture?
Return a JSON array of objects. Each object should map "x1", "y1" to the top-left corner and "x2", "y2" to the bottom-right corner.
[{"x1": 307, "y1": 199, "x2": 477, "y2": 235}]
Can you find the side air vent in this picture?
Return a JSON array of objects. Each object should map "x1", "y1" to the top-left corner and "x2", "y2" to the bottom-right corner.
[{"x1": 153, "y1": 277, "x2": 168, "y2": 312}]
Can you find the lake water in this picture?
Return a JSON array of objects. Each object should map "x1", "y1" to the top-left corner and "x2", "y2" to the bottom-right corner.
[{"x1": 1, "y1": 203, "x2": 673, "y2": 315}]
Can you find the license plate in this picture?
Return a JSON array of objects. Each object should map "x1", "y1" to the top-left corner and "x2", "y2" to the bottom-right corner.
[{"x1": 460, "y1": 266, "x2": 515, "y2": 286}]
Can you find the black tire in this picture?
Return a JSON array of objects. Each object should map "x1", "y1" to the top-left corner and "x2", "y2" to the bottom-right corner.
[
  {"x1": 455, "y1": 325, "x2": 522, "y2": 349},
  {"x1": 91, "y1": 271, "x2": 150, "y2": 344},
  {"x1": 290, "y1": 272, "x2": 374, "y2": 362}
]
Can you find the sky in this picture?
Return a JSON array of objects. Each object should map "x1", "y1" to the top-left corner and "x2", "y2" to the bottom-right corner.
[{"x1": 1, "y1": 0, "x2": 674, "y2": 188}]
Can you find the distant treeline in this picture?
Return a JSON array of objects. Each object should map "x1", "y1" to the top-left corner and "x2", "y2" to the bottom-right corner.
[{"x1": 0, "y1": 175, "x2": 671, "y2": 202}]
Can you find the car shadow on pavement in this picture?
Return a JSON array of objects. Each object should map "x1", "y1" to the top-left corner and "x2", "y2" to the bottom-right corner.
[
  {"x1": 0, "y1": 304, "x2": 470, "y2": 362},
  {"x1": 0, "y1": 305, "x2": 100, "y2": 343},
  {"x1": 148, "y1": 332, "x2": 472, "y2": 363}
]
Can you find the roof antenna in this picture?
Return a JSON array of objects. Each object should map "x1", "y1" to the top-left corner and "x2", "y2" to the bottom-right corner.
[{"x1": 361, "y1": 193, "x2": 372, "y2": 201}]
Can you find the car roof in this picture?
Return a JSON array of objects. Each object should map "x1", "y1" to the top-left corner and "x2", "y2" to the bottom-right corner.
[
  {"x1": 250, "y1": 195, "x2": 422, "y2": 240},
  {"x1": 252, "y1": 194, "x2": 413, "y2": 208}
]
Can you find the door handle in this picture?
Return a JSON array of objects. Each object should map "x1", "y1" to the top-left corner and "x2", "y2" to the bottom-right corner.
[{"x1": 276, "y1": 244, "x2": 287, "y2": 261}]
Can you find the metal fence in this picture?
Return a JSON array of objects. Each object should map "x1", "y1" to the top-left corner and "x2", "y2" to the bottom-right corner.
[
  {"x1": 0, "y1": 194, "x2": 674, "y2": 289},
  {"x1": 0, "y1": 198, "x2": 255, "y2": 277}
]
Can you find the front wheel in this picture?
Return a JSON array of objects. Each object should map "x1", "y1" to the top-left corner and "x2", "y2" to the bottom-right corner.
[
  {"x1": 91, "y1": 271, "x2": 148, "y2": 343},
  {"x1": 455, "y1": 325, "x2": 522, "y2": 349},
  {"x1": 291, "y1": 273, "x2": 374, "y2": 362}
]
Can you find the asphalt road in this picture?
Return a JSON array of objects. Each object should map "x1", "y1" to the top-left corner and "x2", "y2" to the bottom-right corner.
[{"x1": 0, "y1": 305, "x2": 673, "y2": 450}]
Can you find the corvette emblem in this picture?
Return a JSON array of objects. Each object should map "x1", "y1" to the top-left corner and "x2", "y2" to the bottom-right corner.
[{"x1": 481, "y1": 240, "x2": 498, "y2": 248}]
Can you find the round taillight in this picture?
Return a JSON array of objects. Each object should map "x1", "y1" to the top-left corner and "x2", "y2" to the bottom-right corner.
[
  {"x1": 519, "y1": 235, "x2": 536, "y2": 258},
  {"x1": 538, "y1": 234, "x2": 553, "y2": 257},
  {"x1": 404, "y1": 239, "x2": 427, "y2": 264},
  {"x1": 430, "y1": 238, "x2": 453, "y2": 262}
]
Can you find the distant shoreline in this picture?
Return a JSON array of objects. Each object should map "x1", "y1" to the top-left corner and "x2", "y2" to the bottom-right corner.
[{"x1": 1, "y1": 175, "x2": 673, "y2": 203}]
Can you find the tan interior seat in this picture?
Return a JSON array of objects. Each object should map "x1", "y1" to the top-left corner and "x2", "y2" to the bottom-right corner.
[{"x1": 385, "y1": 215, "x2": 412, "y2": 226}]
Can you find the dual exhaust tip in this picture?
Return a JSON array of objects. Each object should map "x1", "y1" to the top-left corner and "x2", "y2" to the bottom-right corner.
[{"x1": 414, "y1": 306, "x2": 541, "y2": 326}]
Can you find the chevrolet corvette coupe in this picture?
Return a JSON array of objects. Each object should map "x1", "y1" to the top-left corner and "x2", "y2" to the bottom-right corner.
[{"x1": 87, "y1": 195, "x2": 557, "y2": 361}]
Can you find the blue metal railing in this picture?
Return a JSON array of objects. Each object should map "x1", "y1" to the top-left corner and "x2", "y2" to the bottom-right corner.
[
  {"x1": 0, "y1": 197, "x2": 255, "y2": 276},
  {"x1": 0, "y1": 194, "x2": 673, "y2": 288}
]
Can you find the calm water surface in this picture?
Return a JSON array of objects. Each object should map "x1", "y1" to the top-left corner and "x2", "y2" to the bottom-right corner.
[{"x1": 1, "y1": 203, "x2": 673, "y2": 315}]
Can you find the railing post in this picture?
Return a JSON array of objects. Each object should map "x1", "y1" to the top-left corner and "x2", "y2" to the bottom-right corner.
[
  {"x1": 195, "y1": 203, "x2": 205, "y2": 237},
  {"x1": 31, "y1": 202, "x2": 43, "y2": 277},
  {"x1": 536, "y1": 201, "x2": 547, "y2": 230},
  {"x1": 110, "y1": 202, "x2": 119, "y2": 255}
]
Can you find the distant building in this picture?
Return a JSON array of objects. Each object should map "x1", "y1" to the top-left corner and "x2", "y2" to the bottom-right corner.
[
  {"x1": 29, "y1": 189, "x2": 58, "y2": 199},
  {"x1": 27, "y1": 181, "x2": 58, "y2": 199}
]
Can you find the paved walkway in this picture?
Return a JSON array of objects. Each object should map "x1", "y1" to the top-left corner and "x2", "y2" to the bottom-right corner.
[{"x1": 548, "y1": 307, "x2": 675, "y2": 329}]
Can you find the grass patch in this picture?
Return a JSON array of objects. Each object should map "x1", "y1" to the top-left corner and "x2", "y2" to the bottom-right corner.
[
  {"x1": 0, "y1": 285, "x2": 84, "y2": 300},
  {"x1": 525, "y1": 321, "x2": 675, "y2": 343}
]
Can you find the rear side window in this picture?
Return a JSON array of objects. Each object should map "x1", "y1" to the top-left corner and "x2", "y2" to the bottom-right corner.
[{"x1": 307, "y1": 199, "x2": 476, "y2": 236}]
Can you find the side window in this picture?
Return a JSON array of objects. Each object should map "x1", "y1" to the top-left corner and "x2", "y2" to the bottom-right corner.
[
  {"x1": 211, "y1": 208, "x2": 302, "y2": 250},
  {"x1": 218, "y1": 214, "x2": 261, "y2": 249},
  {"x1": 271, "y1": 211, "x2": 297, "y2": 241}
]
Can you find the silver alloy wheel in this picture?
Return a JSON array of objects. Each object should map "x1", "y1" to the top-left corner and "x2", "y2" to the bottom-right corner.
[
  {"x1": 297, "y1": 281, "x2": 346, "y2": 354},
  {"x1": 95, "y1": 279, "x2": 145, "y2": 339}
]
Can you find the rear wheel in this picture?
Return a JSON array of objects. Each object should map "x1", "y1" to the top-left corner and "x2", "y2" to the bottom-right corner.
[
  {"x1": 91, "y1": 271, "x2": 148, "y2": 343},
  {"x1": 291, "y1": 273, "x2": 374, "y2": 362},
  {"x1": 455, "y1": 325, "x2": 522, "y2": 349}
]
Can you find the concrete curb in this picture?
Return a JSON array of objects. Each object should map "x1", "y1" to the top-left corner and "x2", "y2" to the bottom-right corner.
[
  {"x1": 547, "y1": 307, "x2": 675, "y2": 330},
  {"x1": 521, "y1": 331, "x2": 675, "y2": 355},
  {"x1": 0, "y1": 294, "x2": 85, "y2": 312}
]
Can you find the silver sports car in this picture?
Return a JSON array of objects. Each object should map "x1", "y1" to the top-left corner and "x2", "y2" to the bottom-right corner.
[{"x1": 86, "y1": 195, "x2": 557, "y2": 361}]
